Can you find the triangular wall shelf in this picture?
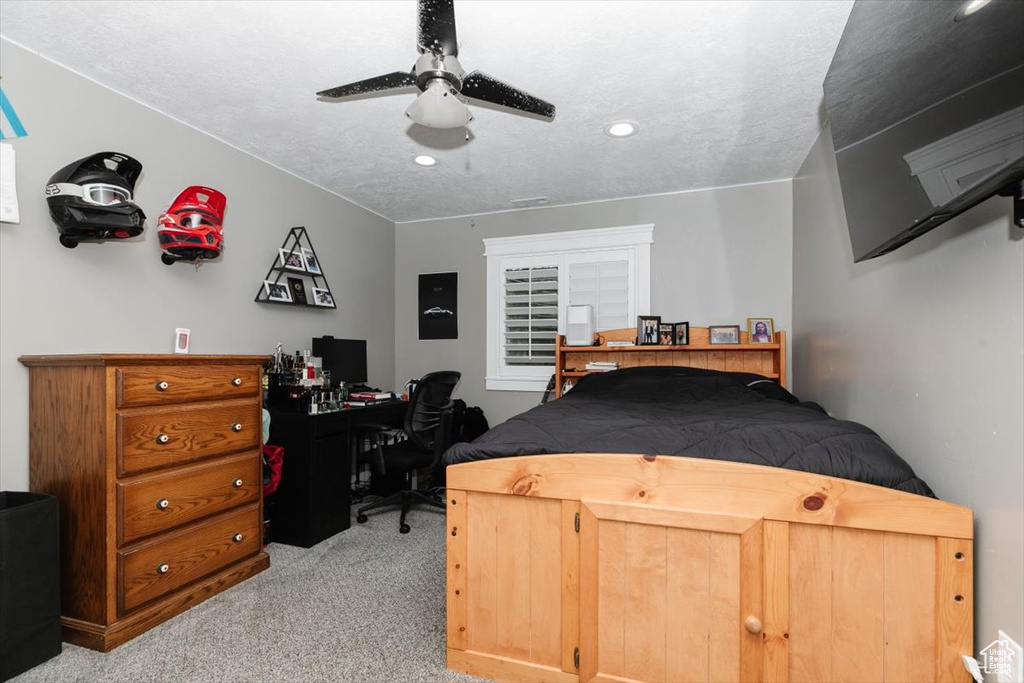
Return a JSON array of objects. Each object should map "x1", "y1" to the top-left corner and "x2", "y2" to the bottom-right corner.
[{"x1": 254, "y1": 227, "x2": 336, "y2": 309}]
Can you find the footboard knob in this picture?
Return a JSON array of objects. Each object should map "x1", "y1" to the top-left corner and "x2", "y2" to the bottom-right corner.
[{"x1": 744, "y1": 616, "x2": 763, "y2": 635}]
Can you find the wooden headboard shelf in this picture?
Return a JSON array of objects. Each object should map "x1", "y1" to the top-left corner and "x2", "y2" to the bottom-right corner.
[{"x1": 555, "y1": 326, "x2": 786, "y2": 397}]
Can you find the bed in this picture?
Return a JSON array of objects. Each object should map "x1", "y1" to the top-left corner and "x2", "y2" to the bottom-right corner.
[{"x1": 443, "y1": 328, "x2": 973, "y2": 683}]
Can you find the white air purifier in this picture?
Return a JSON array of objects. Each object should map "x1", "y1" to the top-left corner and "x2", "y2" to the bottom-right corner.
[{"x1": 565, "y1": 305, "x2": 595, "y2": 346}]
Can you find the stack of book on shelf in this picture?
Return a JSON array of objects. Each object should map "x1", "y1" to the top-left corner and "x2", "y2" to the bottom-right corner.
[
  {"x1": 605, "y1": 340, "x2": 635, "y2": 347},
  {"x1": 585, "y1": 361, "x2": 620, "y2": 373},
  {"x1": 346, "y1": 391, "x2": 398, "y2": 407}
]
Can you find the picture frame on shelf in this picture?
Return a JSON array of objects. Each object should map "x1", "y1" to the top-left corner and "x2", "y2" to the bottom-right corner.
[
  {"x1": 658, "y1": 323, "x2": 674, "y2": 345},
  {"x1": 311, "y1": 287, "x2": 335, "y2": 307},
  {"x1": 637, "y1": 315, "x2": 660, "y2": 345},
  {"x1": 748, "y1": 317, "x2": 775, "y2": 343},
  {"x1": 709, "y1": 325, "x2": 741, "y2": 345},
  {"x1": 264, "y1": 280, "x2": 292, "y2": 303},
  {"x1": 301, "y1": 248, "x2": 322, "y2": 275},
  {"x1": 673, "y1": 322, "x2": 690, "y2": 346},
  {"x1": 279, "y1": 248, "x2": 305, "y2": 272},
  {"x1": 287, "y1": 277, "x2": 308, "y2": 305}
]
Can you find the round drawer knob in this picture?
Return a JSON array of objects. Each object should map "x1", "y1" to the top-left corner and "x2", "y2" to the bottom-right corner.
[
  {"x1": 155, "y1": 381, "x2": 169, "y2": 391},
  {"x1": 157, "y1": 498, "x2": 170, "y2": 510},
  {"x1": 231, "y1": 377, "x2": 243, "y2": 387},
  {"x1": 233, "y1": 478, "x2": 243, "y2": 488},
  {"x1": 231, "y1": 423, "x2": 243, "y2": 432},
  {"x1": 156, "y1": 433, "x2": 170, "y2": 444},
  {"x1": 233, "y1": 533, "x2": 244, "y2": 543},
  {"x1": 744, "y1": 616, "x2": 763, "y2": 635},
  {"x1": 157, "y1": 563, "x2": 170, "y2": 574}
]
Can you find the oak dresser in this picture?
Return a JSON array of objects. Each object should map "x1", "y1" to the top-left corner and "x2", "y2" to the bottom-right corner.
[{"x1": 18, "y1": 354, "x2": 272, "y2": 651}]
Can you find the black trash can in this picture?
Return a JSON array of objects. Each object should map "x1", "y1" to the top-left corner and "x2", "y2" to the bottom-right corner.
[{"x1": 0, "y1": 492, "x2": 62, "y2": 682}]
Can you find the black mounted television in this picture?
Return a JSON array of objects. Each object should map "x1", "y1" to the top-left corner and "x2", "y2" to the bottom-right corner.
[{"x1": 823, "y1": 0, "x2": 1024, "y2": 262}]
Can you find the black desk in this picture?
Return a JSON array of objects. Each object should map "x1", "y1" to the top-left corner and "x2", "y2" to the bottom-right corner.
[{"x1": 268, "y1": 401, "x2": 407, "y2": 548}]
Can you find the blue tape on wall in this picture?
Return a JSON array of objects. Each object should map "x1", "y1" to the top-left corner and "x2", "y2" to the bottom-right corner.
[{"x1": 0, "y1": 88, "x2": 28, "y2": 139}]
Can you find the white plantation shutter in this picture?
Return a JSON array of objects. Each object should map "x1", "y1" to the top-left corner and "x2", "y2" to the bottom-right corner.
[
  {"x1": 567, "y1": 253, "x2": 631, "y2": 331},
  {"x1": 503, "y1": 265, "x2": 559, "y2": 366}
]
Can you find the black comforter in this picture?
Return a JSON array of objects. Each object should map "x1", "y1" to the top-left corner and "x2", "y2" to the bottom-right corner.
[{"x1": 443, "y1": 367, "x2": 934, "y2": 497}]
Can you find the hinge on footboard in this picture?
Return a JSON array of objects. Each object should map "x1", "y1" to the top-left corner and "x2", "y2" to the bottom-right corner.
[
  {"x1": 574, "y1": 512, "x2": 580, "y2": 533},
  {"x1": 574, "y1": 646, "x2": 580, "y2": 669}
]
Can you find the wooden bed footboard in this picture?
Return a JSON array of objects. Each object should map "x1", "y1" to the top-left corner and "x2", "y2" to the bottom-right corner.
[{"x1": 445, "y1": 454, "x2": 973, "y2": 683}]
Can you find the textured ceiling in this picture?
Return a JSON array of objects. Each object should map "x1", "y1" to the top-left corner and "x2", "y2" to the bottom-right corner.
[{"x1": 0, "y1": 0, "x2": 854, "y2": 222}]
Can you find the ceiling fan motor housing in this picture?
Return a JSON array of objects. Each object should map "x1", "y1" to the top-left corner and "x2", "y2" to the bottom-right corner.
[{"x1": 413, "y1": 52, "x2": 465, "y2": 93}]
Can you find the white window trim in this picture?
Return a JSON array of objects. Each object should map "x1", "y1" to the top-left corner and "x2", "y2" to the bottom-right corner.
[{"x1": 484, "y1": 224, "x2": 653, "y2": 392}]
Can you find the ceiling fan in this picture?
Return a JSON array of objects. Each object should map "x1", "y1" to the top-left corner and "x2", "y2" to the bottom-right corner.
[{"x1": 316, "y1": 0, "x2": 555, "y2": 129}]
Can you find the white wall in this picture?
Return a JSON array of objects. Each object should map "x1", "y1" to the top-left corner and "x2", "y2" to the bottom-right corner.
[
  {"x1": 792, "y1": 127, "x2": 1024, "y2": 654},
  {"x1": 395, "y1": 182, "x2": 793, "y2": 425},
  {"x1": 0, "y1": 40, "x2": 396, "y2": 490}
]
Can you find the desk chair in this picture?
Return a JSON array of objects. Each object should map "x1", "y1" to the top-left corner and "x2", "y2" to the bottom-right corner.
[{"x1": 355, "y1": 370, "x2": 461, "y2": 533}]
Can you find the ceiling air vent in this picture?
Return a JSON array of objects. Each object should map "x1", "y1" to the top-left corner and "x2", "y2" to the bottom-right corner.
[{"x1": 509, "y1": 197, "x2": 549, "y2": 207}]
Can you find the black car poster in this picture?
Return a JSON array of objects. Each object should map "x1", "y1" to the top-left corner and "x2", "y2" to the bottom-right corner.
[{"x1": 419, "y1": 272, "x2": 458, "y2": 340}]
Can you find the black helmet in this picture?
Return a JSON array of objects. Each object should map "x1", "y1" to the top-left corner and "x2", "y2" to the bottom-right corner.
[{"x1": 45, "y1": 152, "x2": 146, "y2": 248}]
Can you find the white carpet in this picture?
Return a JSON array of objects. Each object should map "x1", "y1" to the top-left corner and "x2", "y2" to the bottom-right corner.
[{"x1": 13, "y1": 507, "x2": 487, "y2": 683}]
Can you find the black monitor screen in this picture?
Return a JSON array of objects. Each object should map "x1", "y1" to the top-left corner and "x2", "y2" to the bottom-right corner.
[{"x1": 312, "y1": 337, "x2": 367, "y2": 387}]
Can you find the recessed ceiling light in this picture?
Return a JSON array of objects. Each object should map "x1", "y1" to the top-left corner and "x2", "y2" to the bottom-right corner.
[
  {"x1": 413, "y1": 154, "x2": 437, "y2": 166},
  {"x1": 955, "y1": 0, "x2": 991, "y2": 21},
  {"x1": 605, "y1": 121, "x2": 639, "y2": 138}
]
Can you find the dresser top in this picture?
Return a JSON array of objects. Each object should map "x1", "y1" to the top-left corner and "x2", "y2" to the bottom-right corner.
[{"x1": 19, "y1": 354, "x2": 272, "y2": 367}]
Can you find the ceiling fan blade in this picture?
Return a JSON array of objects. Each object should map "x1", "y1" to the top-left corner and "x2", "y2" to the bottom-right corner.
[
  {"x1": 418, "y1": 0, "x2": 459, "y2": 57},
  {"x1": 316, "y1": 72, "x2": 417, "y2": 99},
  {"x1": 461, "y1": 71, "x2": 556, "y2": 120}
]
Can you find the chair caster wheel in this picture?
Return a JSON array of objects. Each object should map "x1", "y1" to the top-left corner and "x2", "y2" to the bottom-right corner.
[
  {"x1": 356, "y1": 514, "x2": 368, "y2": 524},
  {"x1": 400, "y1": 524, "x2": 411, "y2": 534}
]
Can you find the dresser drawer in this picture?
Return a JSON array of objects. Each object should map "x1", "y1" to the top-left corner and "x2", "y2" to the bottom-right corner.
[
  {"x1": 118, "y1": 504, "x2": 261, "y2": 613},
  {"x1": 119, "y1": 453, "x2": 260, "y2": 544},
  {"x1": 118, "y1": 400, "x2": 261, "y2": 475},
  {"x1": 116, "y1": 365, "x2": 260, "y2": 408}
]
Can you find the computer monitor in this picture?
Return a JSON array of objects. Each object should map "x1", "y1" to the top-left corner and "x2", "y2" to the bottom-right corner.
[{"x1": 312, "y1": 337, "x2": 367, "y2": 387}]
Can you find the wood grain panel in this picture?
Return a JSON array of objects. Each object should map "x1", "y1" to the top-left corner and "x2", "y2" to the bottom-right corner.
[
  {"x1": 740, "y1": 521, "x2": 764, "y2": 683},
  {"x1": 832, "y1": 528, "x2": 884, "y2": 682},
  {"x1": 708, "y1": 351, "x2": 726, "y2": 372},
  {"x1": 118, "y1": 504, "x2": 259, "y2": 613},
  {"x1": 623, "y1": 523, "x2": 666, "y2": 682},
  {"x1": 666, "y1": 529, "x2": 710, "y2": 682},
  {"x1": 561, "y1": 501, "x2": 581, "y2": 674},
  {"x1": 762, "y1": 520, "x2": 790, "y2": 682},
  {"x1": 116, "y1": 365, "x2": 259, "y2": 408},
  {"x1": 447, "y1": 490, "x2": 468, "y2": 650},
  {"x1": 884, "y1": 533, "x2": 936, "y2": 682},
  {"x1": 467, "y1": 492, "x2": 499, "y2": 653},
  {"x1": 530, "y1": 498, "x2": 562, "y2": 667},
  {"x1": 709, "y1": 531, "x2": 741, "y2": 683},
  {"x1": 597, "y1": 520, "x2": 627, "y2": 678},
  {"x1": 935, "y1": 537, "x2": 972, "y2": 682},
  {"x1": 448, "y1": 649, "x2": 579, "y2": 683},
  {"x1": 119, "y1": 452, "x2": 260, "y2": 544},
  {"x1": 496, "y1": 496, "x2": 532, "y2": 660},
  {"x1": 689, "y1": 351, "x2": 708, "y2": 369},
  {"x1": 789, "y1": 524, "x2": 832, "y2": 682},
  {"x1": 27, "y1": 365, "x2": 109, "y2": 624},
  {"x1": 118, "y1": 400, "x2": 260, "y2": 475}
]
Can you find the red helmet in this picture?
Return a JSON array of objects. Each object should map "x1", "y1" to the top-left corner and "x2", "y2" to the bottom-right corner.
[{"x1": 157, "y1": 186, "x2": 226, "y2": 265}]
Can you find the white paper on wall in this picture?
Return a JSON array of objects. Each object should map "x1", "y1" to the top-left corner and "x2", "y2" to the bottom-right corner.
[{"x1": 0, "y1": 142, "x2": 19, "y2": 224}]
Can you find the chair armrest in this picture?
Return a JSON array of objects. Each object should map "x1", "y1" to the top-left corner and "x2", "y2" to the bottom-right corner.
[{"x1": 430, "y1": 401, "x2": 457, "y2": 467}]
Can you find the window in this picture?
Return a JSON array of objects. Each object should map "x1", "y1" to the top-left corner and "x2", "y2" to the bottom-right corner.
[{"x1": 484, "y1": 225, "x2": 653, "y2": 391}]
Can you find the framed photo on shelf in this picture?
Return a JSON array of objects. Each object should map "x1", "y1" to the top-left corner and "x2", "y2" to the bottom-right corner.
[
  {"x1": 658, "y1": 323, "x2": 674, "y2": 345},
  {"x1": 279, "y1": 248, "x2": 306, "y2": 272},
  {"x1": 637, "y1": 315, "x2": 660, "y2": 345},
  {"x1": 287, "y1": 277, "x2": 308, "y2": 305},
  {"x1": 264, "y1": 280, "x2": 292, "y2": 303},
  {"x1": 301, "y1": 248, "x2": 322, "y2": 275},
  {"x1": 709, "y1": 325, "x2": 741, "y2": 344},
  {"x1": 748, "y1": 317, "x2": 774, "y2": 343},
  {"x1": 311, "y1": 287, "x2": 335, "y2": 307},
  {"x1": 673, "y1": 322, "x2": 690, "y2": 345}
]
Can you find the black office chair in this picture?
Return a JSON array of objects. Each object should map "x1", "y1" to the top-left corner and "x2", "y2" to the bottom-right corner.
[{"x1": 355, "y1": 370, "x2": 461, "y2": 533}]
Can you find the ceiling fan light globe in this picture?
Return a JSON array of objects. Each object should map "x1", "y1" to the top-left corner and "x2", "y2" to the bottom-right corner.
[{"x1": 406, "y1": 80, "x2": 472, "y2": 129}]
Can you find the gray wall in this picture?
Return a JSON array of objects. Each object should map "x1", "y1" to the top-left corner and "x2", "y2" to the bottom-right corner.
[
  {"x1": 395, "y1": 182, "x2": 793, "y2": 425},
  {"x1": 792, "y1": 127, "x2": 1023, "y2": 652},
  {"x1": 0, "y1": 40, "x2": 396, "y2": 490}
]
